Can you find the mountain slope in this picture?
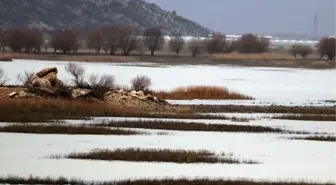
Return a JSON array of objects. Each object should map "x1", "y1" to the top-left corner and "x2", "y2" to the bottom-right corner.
[{"x1": 0, "y1": 0, "x2": 211, "y2": 36}]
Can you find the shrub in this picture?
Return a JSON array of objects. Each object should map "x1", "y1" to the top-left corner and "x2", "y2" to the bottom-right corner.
[
  {"x1": 236, "y1": 33, "x2": 270, "y2": 53},
  {"x1": 143, "y1": 27, "x2": 164, "y2": 56},
  {"x1": 152, "y1": 85, "x2": 253, "y2": 100},
  {"x1": 16, "y1": 71, "x2": 35, "y2": 87},
  {"x1": 290, "y1": 44, "x2": 313, "y2": 59},
  {"x1": 0, "y1": 67, "x2": 9, "y2": 86},
  {"x1": 64, "y1": 63, "x2": 88, "y2": 88},
  {"x1": 318, "y1": 37, "x2": 336, "y2": 60},
  {"x1": 131, "y1": 75, "x2": 151, "y2": 91}
]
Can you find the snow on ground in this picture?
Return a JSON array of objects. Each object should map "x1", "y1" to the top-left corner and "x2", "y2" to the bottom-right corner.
[
  {"x1": 1, "y1": 59, "x2": 335, "y2": 101},
  {"x1": 167, "y1": 99, "x2": 336, "y2": 107},
  {"x1": 0, "y1": 130, "x2": 335, "y2": 182}
]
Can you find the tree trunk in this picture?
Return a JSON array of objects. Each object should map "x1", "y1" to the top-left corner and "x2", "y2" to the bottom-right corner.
[{"x1": 151, "y1": 50, "x2": 155, "y2": 56}]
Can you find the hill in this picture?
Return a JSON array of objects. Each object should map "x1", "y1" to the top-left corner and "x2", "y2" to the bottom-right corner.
[{"x1": 0, "y1": 0, "x2": 211, "y2": 36}]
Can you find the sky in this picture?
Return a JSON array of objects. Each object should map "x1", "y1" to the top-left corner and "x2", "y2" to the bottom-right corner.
[{"x1": 145, "y1": 0, "x2": 336, "y2": 37}]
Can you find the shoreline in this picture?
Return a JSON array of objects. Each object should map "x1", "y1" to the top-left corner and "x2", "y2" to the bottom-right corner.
[{"x1": 1, "y1": 52, "x2": 335, "y2": 69}]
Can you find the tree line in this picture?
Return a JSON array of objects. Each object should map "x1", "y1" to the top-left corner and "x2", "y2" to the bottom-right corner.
[{"x1": 0, "y1": 26, "x2": 335, "y2": 60}]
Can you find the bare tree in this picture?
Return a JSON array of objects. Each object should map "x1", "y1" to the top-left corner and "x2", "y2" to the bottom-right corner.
[
  {"x1": 16, "y1": 71, "x2": 35, "y2": 87},
  {"x1": 131, "y1": 75, "x2": 152, "y2": 91},
  {"x1": 118, "y1": 25, "x2": 140, "y2": 55},
  {"x1": 143, "y1": 27, "x2": 164, "y2": 56},
  {"x1": 87, "y1": 28, "x2": 103, "y2": 54},
  {"x1": 101, "y1": 26, "x2": 120, "y2": 55},
  {"x1": 205, "y1": 34, "x2": 226, "y2": 54},
  {"x1": 188, "y1": 39, "x2": 205, "y2": 57},
  {"x1": 236, "y1": 33, "x2": 270, "y2": 53},
  {"x1": 64, "y1": 63, "x2": 88, "y2": 88},
  {"x1": 169, "y1": 33, "x2": 185, "y2": 55},
  {"x1": 50, "y1": 29, "x2": 80, "y2": 54},
  {"x1": 318, "y1": 37, "x2": 336, "y2": 60}
]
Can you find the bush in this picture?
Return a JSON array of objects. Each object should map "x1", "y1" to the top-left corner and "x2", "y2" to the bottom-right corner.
[
  {"x1": 0, "y1": 67, "x2": 9, "y2": 86},
  {"x1": 16, "y1": 71, "x2": 35, "y2": 87},
  {"x1": 64, "y1": 63, "x2": 88, "y2": 88},
  {"x1": 318, "y1": 37, "x2": 336, "y2": 60},
  {"x1": 290, "y1": 44, "x2": 313, "y2": 59},
  {"x1": 131, "y1": 75, "x2": 151, "y2": 91},
  {"x1": 236, "y1": 33, "x2": 270, "y2": 53}
]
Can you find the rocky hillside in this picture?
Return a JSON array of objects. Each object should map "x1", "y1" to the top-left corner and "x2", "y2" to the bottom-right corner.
[{"x1": 0, "y1": 0, "x2": 211, "y2": 36}]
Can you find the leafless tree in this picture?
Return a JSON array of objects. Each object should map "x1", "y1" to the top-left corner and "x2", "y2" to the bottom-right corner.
[
  {"x1": 87, "y1": 28, "x2": 103, "y2": 54},
  {"x1": 101, "y1": 26, "x2": 120, "y2": 55},
  {"x1": 131, "y1": 75, "x2": 152, "y2": 91},
  {"x1": 50, "y1": 29, "x2": 80, "y2": 54},
  {"x1": 169, "y1": 33, "x2": 185, "y2": 55},
  {"x1": 188, "y1": 39, "x2": 205, "y2": 57},
  {"x1": 143, "y1": 27, "x2": 164, "y2": 56},
  {"x1": 118, "y1": 25, "x2": 140, "y2": 55},
  {"x1": 318, "y1": 37, "x2": 336, "y2": 60},
  {"x1": 64, "y1": 63, "x2": 88, "y2": 88},
  {"x1": 205, "y1": 34, "x2": 226, "y2": 54},
  {"x1": 236, "y1": 33, "x2": 270, "y2": 53}
]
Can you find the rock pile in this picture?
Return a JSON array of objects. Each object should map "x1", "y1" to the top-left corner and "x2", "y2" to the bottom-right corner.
[{"x1": 8, "y1": 66, "x2": 168, "y2": 108}]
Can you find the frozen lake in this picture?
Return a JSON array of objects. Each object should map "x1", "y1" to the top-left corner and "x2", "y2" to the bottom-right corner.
[
  {"x1": 0, "y1": 117, "x2": 335, "y2": 182},
  {"x1": 1, "y1": 59, "x2": 335, "y2": 101}
]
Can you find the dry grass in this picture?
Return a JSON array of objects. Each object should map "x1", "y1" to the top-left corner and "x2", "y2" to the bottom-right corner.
[
  {"x1": 95, "y1": 120, "x2": 307, "y2": 134},
  {"x1": 0, "y1": 176, "x2": 333, "y2": 185},
  {"x1": 273, "y1": 114, "x2": 336, "y2": 121},
  {"x1": 212, "y1": 52, "x2": 294, "y2": 60},
  {"x1": 0, "y1": 124, "x2": 144, "y2": 135},
  {"x1": 191, "y1": 105, "x2": 336, "y2": 115},
  {"x1": 291, "y1": 136, "x2": 336, "y2": 142},
  {"x1": 152, "y1": 85, "x2": 253, "y2": 100},
  {"x1": 0, "y1": 98, "x2": 227, "y2": 122},
  {"x1": 6, "y1": 52, "x2": 137, "y2": 62},
  {"x1": 0, "y1": 55, "x2": 12, "y2": 61},
  {"x1": 56, "y1": 148, "x2": 259, "y2": 164}
]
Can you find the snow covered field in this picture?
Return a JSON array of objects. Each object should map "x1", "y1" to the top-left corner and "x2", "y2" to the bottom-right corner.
[
  {"x1": 1, "y1": 59, "x2": 336, "y2": 101},
  {"x1": 0, "y1": 59, "x2": 335, "y2": 183}
]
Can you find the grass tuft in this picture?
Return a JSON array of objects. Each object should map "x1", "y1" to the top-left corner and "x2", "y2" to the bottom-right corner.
[
  {"x1": 0, "y1": 124, "x2": 144, "y2": 135},
  {"x1": 152, "y1": 85, "x2": 253, "y2": 100},
  {"x1": 95, "y1": 120, "x2": 308, "y2": 134},
  {"x1": 57, "y1": 148, "x2": 260, "y2": 164}
]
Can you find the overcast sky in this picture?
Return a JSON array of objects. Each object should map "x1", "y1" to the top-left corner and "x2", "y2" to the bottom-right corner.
[{"x1": 145, "y1": 0, "x2": 335, "y2": 37}]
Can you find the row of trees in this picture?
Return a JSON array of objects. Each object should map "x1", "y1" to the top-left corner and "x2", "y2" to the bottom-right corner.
[
  {"x1": 0, "y1": 26, "x2": 271, "y2": 56},
  {"x1": 0, "y1": 26, "x2": 335, "y2": 59}
]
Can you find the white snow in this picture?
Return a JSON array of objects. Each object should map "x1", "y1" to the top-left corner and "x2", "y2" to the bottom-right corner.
[
  {"x1": 0, "y1": 130, "x2": 335, "y2": 182},
  {"x1": 1, "y1": 59, "x2": 335, "y2": 101}
]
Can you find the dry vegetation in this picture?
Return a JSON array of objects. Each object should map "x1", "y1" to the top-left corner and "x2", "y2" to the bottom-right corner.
[
  {"x1": 212, "y1": 52, "x2": 293, "y2": 60},
  {"x1": 0, "y1": 98, "x2": 229, "y2": 122},
  {"x1": 0, "y1": 124, "x2": 144, "y2": 135},
  {"x1": 55, "y1": 148, "x2": 259, "y2": 164},
  {"x1": 152, "y1": 85, "x2": 253, "y2": 100},
  {"x1": 191, "y1": 105, "x2": 336, "y2": 115},
  {"x1": 273, "y1": 114, "x2": 336, "y2": 121},
  {"x1": 95, "y1": 121, "x2": 307, "y2": 134},
  {"x1": 0, "y1": 176, "x2": 334, "y2": 185},
  {"x1": 291, "y1": 136, "x2": 336, "y2": 142}
]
